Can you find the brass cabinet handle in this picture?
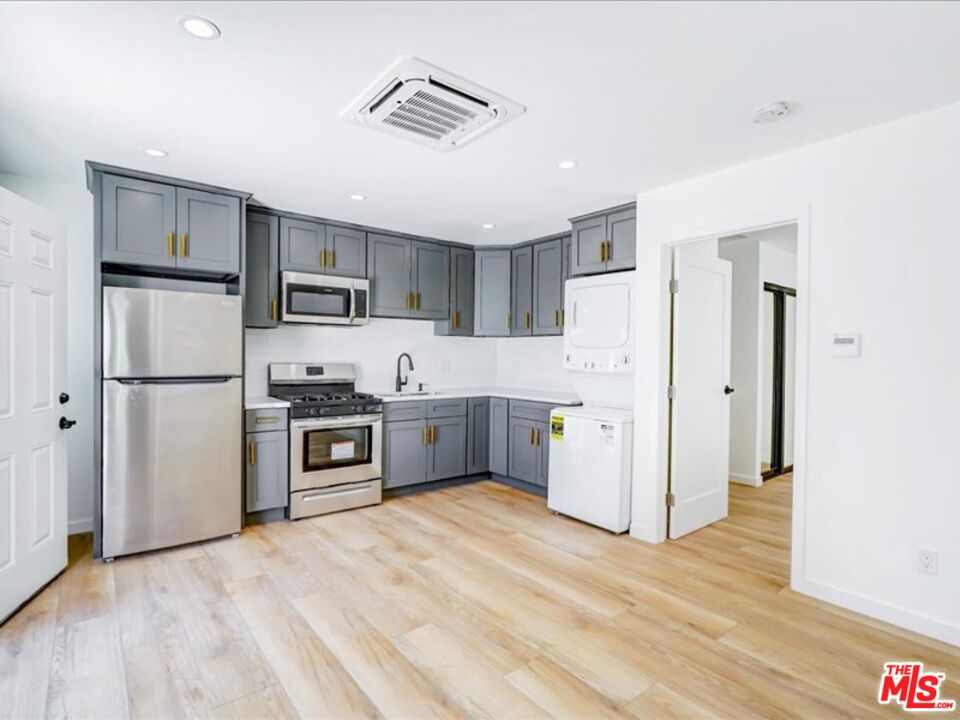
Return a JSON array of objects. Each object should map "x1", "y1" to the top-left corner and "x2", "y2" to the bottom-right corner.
[
  {"x1": 529, "y1": 427, "x2": 534, "y2": 444},
  {"x1": 506, "y1": 313, "x2": 511, "y2": 329},
  {"x1": 600, "y1": 241, "x2": 605, "y2": 262},
  {"x1": 405, "y1": 292, "x2": 411, "y2": 310},
  {"x1": 561, "y1": 309, "x2": 565, "y2": 326},
  {"x1": 328, "y1": 249, "x2": 335, "y2": 268},
  {"x1": 537, "y1": 428, "x2": 542, "y2": 446},
  {"x1": 271, "y1": 298, "x2": 278, "y2": 321},
  {"x1": 554, "y1": 309, "x2": 559, "y2": 327},
  {"x1": 525, "y1": 311, "x2": 530, "y2": 329},
  {"x1": 179, "y1": 233, "x2": 188, "y2": 258},
  {"x1": 320, "y1": 248, "x2": 326, "y2": 269},
  {"x1": 166, "y1": 232, "x2": 175, "y2": 257},
  {"x1": 249, "y1": 441, "x2": 256, "y2": 465},
  {"x1": 423, "y1": 426, "x2": 429, "y2": 445},
  {"x1": 416, "y1": 293, "x2": 421, "y2": 310},
  {"x1": 430, "y1": 426, "x2": 437, "y2": 444}
]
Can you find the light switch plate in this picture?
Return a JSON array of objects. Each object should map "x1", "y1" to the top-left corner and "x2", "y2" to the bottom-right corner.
[{"x1": 832, "y1": 332, "x2": 861, "y2": 358}]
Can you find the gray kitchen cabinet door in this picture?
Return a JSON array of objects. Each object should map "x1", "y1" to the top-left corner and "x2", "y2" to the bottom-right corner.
[
  {"x1": 246, "y1": 430, "x2": 289, "y2": 512},
  {"x1": 175, "y1": 188, "x2": 241, "y2": 274},
  {"x1": 368, "y1": 233, "x2": 412, "y2": 318},
  {"x1": 101, "y1": 174, "x2": 177, "y2": 268},
  {"x1": 426, "y1": 416, "x2": 466, "y2": 481},
  {"x1": 511, "y1": 246, "x2": 533, "y2": 336},
  {"x1": 474, "y1": 250, "x2": 511, "y2": 336},
  {"x1": 561, "y1": 234, "x2": 571, "y2": 329},
  {"x1": 570, "y1": 214, "x2": 607, "y2": 276},
  {"x1": 383, "y1": 418, "x2": 427, "y2": 489},
  {"x1": 507, "y1": 417, "x2": 538, "y2": 484},
  {"x1": 245, "y1": 212, "x2": 279, "y2": 328},
  {"x1": 532, "y1": 239, "x2": 562, "y2": 336},
  {"x1": 605, "y1": 207, "x2": 637, "y2": 271},
  {"x1": 279, "y1": 217, "x2": 325, "y2": 272},
  {"x1": 438, "y1": 247, "x2": 474, "y2": 335},
  {"x1": 411, "y1": 241, "x2": 449, "y2": 320},
  {"x1": 489, "y1": 397, "x2": 508, "y2": 475},
  {"x1": 466, "y1": 397, "x2": 489, "y2": 474},
  {"x1": 536, "y1": 421, "x2": 550, "y2": 488},
  {"x1": 325, "y1": 225, "x2": 367, "y2": 279}
]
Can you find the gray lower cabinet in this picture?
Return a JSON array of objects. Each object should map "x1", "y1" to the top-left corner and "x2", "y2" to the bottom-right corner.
[
  {"x1": 383, "y1": 418, "x2": 428, "y2": 489},
  {"x1": 570, "y1": 204, "x2": 636, "y2": 276},
  {"x1": 101, "y1": 175, "x2": 177, "y2": 268},
  {"x1": 411, "y1": 241, "x2": 449, "y2": 320},
  {"x1": 536, "y1": 421, "x2": 550, "y2": 487},
  {"x1": 466, "y1": 397, "x2": 489, "y2": 474},
  {"x1": 245, "y1": 212, "x2": 279, "y2": 328},
  {"x1": 511, "y1": 246, "x2": 533, "y2": 336},
  {"x1": 437, "y1": 247, "x2": 474, "y2": 336},
  {"x1": 508, "y1": 417, "x2": 539, "y2": 484},
  {"x1": 474, "y1": 250, "x2": 512, "y2": 336},
  {"x1": 325, "y1": 225, "x2": 366, "y2": 278},
  {"x1": 176, "y1": 188, "x2": 241, "y2": 274},
  {"x1": 489, "y1": 397, "x2": 509, "y2": 475},
  {"x1": 280, "y1": 217, "x2": 325, "y2": 272},
  {"x1": 426, "y1": 416, "x2": 466, "y2": 481},
  {"x1": 245, "y1": 430, "x2": 288, "y2": 512},
  {"x1": 532, "y1": 238, "x2": 563, "y2": 335}
]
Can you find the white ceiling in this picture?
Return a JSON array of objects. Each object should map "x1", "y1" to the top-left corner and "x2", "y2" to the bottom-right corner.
[{"x1": 2, "y1": 1, "x2": 959, "y2": 245}]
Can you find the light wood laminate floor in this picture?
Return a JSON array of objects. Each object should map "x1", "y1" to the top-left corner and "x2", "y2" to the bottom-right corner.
[{"x1": 2, "y1": 475, "x2": 958, "y2": 719}]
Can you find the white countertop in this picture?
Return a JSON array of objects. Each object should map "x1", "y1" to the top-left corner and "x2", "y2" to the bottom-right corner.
[
  {"x1": 368, "y1": 386, "x2": 581, "y2": 406},
  {"x1": 244, "y1": 396, "x2": 290, "y2": 410}
]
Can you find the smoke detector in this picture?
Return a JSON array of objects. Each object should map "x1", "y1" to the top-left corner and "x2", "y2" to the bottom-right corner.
[
  {"x1": 752, "y1": 101, "x2": 790, "y2": 124},
  {"x1": 341, "y1": 56, "x2": 525, "y2": 151}
]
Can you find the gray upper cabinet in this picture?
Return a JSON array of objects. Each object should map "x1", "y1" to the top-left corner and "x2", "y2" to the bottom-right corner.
[
  {"x1": 280, "y1": 217, "x2": 325, "y2": 273},
  {"x1": 368, "y1": 233, "x2": 412, "y2": 317},
  {"x1": 245, "y1": 430, "x2": 288, "y2": 513},
  {"x1": 437, "y1": 247, "x2": 474, "y2": 336},
  {"x1": 175, "y1": 188, "x2": 241, "y2": 274},
  {"x1": 511, "y1": 246, "x2": 533, "y2": 336},
  {"x1": 383, "y1": 418, "x2": 427, "y2": 489},
  {"x1": 411, "y1": 241, "x2": 449, "y2": 320},
  {"x1": 245, "y1": 212, "x2": 279, "y2": 328},
  {"x1": 474, "y1": 250, "x2": 511, "y2": 336},
  {"x1": 532, "y1": 239, "x2": 563, "y2": 336},
  {"x1": 466, "y1": 397, "x2": 489, "y2": 475},
  {"x1": 101, "y1": 175, "x2": 177, "y2": 268},
  {"x1": 325, "y1": 225, "x2": 366, "y2": 279},
  {"x1": 570, "y1": 204, "x2": 636, "y2": 276},
  {"x1": 489, "y1": 397, "x2": 508, "y2": 475},
  {"x1": 605, "y1": 207, "x2": 637, "y2": 271},
  {"x1": 426, "y1": 416, "x2": 466, "y2": 481},
  {"x1": 508, "y1": 416, "x2": 539, "y2": 484}
]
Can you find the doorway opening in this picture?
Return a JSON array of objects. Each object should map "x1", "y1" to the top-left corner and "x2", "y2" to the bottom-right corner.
[{"x1": 666, "y1": 223, "x2": 798, "y2": 544}]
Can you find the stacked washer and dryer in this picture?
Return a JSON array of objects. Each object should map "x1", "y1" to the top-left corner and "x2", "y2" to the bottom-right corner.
[{"x1": 547, "y1": 271, "x2": 636, "y2": 533}]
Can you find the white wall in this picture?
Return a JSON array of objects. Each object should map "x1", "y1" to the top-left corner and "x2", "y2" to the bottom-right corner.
[
  {"x1": 0, "y1": 174, "x2": 94, "y2": 534},
  {"x1": 631, "y1": 101, "x2": 960, "y2": 645},
  {"x1": 495, "y1": 337, "x2": 573, "y2": 391}
]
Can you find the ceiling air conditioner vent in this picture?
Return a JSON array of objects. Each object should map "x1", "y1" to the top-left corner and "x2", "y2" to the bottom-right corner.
[{"x1": 341, "y1": 56, "x2": 525, "y2": 151}]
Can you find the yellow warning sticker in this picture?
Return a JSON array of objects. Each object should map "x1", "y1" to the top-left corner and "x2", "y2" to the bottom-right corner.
[{"x1": 550, "y1": 414, "x2": 564, "y2": 441}]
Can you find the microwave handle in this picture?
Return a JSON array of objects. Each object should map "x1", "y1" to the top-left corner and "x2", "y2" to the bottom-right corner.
[{"x1": 349, "y1": 285, "x2": 356, "y2": 321}]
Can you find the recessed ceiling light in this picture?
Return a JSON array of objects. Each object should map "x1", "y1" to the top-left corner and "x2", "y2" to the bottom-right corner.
[
  {"x1": 349, "y1": 194, "x2": 366, "y2": 201},
  {"x1": 751, "y1": 101, "x2": 790, "y2": 124},
  {"x1": 482, "y1": 223, "x2": 495, "y2": 230},
  {"x1": 557, "y1": 159, "x2": 578, "y2": 170},
  {"x1": 144, "y1": 148, "x2": 168, "y2": 158},
  {"x1": 179, "y1": 15, "x2": 220, "y2": 40}
]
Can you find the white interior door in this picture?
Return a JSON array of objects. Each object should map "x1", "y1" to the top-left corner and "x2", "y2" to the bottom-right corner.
[
  {"x1": 669, "y1": 241, "x2": 732, "y2": 539},
  {"x1": 0, "y1": 186, "x2": 68, "y2": 623}
]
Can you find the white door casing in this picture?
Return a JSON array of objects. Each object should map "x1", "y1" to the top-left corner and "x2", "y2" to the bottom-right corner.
[
  {"x1": 0, "y1": 185, "x2": 68, "y2": 623},
  {"x1": 668, "y1": 241, "x2": 732, "y2": 539}
]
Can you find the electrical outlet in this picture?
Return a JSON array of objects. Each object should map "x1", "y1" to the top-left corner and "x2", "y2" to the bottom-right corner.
[{"x1": 918, "y1": 548, "x2": 938, "y2": 576}]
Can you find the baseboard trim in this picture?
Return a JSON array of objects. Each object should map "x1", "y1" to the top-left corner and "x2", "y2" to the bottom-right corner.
[
  {"x1": 794, "y1": 576, "x2": 960, "y2": 647},
  {"x1": 68, "y1": 517, "x2": 93, "y2": 536},
  {"x1": 729, "y1": 472, "x2": 762, "y2": 486},
  {"x1": 489, "y1": 474, "x2": 547, "y2": 497}
]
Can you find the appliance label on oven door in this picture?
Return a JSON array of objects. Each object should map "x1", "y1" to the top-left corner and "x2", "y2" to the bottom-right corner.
[{"x1": 330, "y1": 440, "x2": 355, "y2": 461}]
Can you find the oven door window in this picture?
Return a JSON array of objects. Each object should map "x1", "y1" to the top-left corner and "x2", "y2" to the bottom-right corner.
[
  {"x1": 286, "y1": 283, "x2": 351, "y2": 319},
  {"x1": 302, "y1": 426, "x2": 371, "y2": 471}
]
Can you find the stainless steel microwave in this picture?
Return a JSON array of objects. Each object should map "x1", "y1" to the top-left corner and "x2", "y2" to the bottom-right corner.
[{"x1": 281, "y1": 271, "x2": 370, "y2": 325}]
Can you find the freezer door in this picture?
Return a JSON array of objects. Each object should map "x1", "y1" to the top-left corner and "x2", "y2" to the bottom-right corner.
[
  {"x1": 103, "y1": 286, "x2": 242, "y2": 378},
  {"x1": 102, "y1": 377, "x2": 242, "y2": 558}
]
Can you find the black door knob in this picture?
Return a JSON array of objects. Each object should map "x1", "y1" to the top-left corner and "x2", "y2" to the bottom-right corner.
[
  {"x1": 724, "y1": 385, "x2": 735, "y2": 395},
  {"x1": 59, "y1": 416, "x2": 77, "y2": 430},
  {"x1": 59, "y1": 392, "x2": 70, "y2": 404}
]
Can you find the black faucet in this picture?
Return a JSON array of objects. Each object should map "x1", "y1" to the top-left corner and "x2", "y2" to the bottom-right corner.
[{"x1": 395, "y1": 353, "x2": 415, "y2": 393}]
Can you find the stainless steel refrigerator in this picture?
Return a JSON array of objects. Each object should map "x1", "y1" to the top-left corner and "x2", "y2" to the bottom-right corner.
[{"x1": 102, "y1": 286, "x2": 243, "y2": 559}]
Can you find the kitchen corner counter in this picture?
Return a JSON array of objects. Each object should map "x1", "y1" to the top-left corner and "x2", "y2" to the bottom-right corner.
[
  {"x1": 244, "y1": 396, "x2": 290, "y2": 410},
  {"x1": 370, "y1": 387, "x2": 581, "y2": 406}
]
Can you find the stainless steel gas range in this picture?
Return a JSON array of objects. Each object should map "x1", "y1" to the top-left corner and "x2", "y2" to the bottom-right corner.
[{"x1": 268, "y1": 363, "x2": 383, "y2": 519}]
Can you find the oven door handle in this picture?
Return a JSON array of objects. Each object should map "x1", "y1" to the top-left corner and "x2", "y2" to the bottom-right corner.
[{"x1": 291, "y1": 414, "x2": 382, "y2": 430}]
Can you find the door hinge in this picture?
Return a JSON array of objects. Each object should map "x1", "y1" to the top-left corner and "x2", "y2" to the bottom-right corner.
[
  {"x1": 665, "y1": 492, "x2": 676, "y2": 507},
  {"x1": 667, "y1": 385, "x2": 677, "y2": 400},
  {"x1": 669, "y1": 278, "x2": 679, "y2": 294}
]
